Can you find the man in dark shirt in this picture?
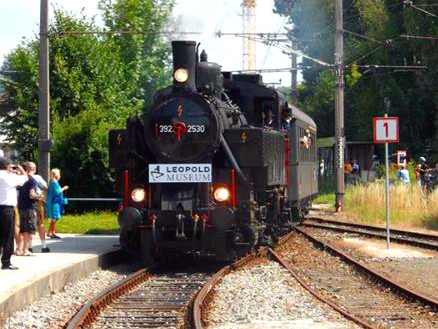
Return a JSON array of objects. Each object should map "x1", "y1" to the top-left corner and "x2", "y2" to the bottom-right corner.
[{"x1": 17, "y1": 162, "x2": 40, "y2": 256}]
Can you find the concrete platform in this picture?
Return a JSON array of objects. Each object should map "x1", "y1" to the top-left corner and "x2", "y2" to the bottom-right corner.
[{"x1": 0, "y1": 234, "x2": 121, "y2": 320}]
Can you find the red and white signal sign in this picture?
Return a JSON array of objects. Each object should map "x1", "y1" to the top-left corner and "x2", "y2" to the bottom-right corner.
[{"x1": 373, "y1": 117, "x2": 399, "y2": 143}]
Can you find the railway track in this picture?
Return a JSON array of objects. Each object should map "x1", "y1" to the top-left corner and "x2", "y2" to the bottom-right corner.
[
  {"x1": 66, "y1": 264, "x2": 216, "y2": 329},
  {"x1": 275, "y1": 229, "x2": 438, "y2": 328},
  {"x1": 65, "y1": 253, "x2": 267, "y2": 329},
  {"x1": 194, "y1": 238, "x2": 372, "y2": 329},
  {"x1": 303, "y1": 217, "x2": 438, "y2": 250},
  {"x1": 198, "y1": 230, "x2": 438, "y2": 328},
  {"x1": 66, "y1": 225, "x2": 438, "y2": 329}
]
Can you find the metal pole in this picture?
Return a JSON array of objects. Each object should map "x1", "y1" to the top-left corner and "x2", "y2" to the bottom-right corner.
[
  {"x1": 334, "y1": 0, "x2": 345, "y2": 211},
  {"x1": 384, "y1": 113, "x2": 391, "y2": 249},
  {"x1": 291, "y1": 40, "x2": 298, "y2": 106},
  {"x1": 39, "y1": 0, "x2": 50, "y2": 183}
]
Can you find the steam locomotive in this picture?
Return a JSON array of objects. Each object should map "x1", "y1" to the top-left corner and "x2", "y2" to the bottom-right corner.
[{"x1": 109, "y1": 40, "x2": 318, "y2": 262}]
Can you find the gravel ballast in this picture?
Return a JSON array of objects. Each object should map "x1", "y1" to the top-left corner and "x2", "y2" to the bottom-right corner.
[
  {"x1": 205, "y1": 261, "x2": 360, "y2": 329},
  {"x1": 2, "y1": 262, "x2": 140, "y2": 329}
]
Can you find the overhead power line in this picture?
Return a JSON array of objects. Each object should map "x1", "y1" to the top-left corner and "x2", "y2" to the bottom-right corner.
[
  {"x1": 351, "y1": 64, "x2": 427, "y2": 69},
  {"x1": 400, "y1": 34, "x2": 438, "y2": 40},
  {"x1": 217, "y1": 31, "x2": 332, "y2": 67},
  {"x1": 216, "y1": 31, "x2": 289, "y2": 39},
  {"x1": 230, "y1": 66, "x2": 312, "y2": 74},
  {"x1": 404, "y1": 1, "x2": 438, "y2": 18},
  {"x1": 219, "y1": 30, "x2": 429, "y2": 71},
  {"x1": 56, "y1": 30, "x2": 204, "y2": 36},
  {"x1": 261, "y1": 0, "x2": 294, "y2": 70},
  {"x1": 281, "y1": 43, "x2": 333, "y2": 67},
  {"x1": 219, "y1": 0, "x2": 241, "y2": 16},
  {"x1": 347, "y1": 45, "x2": 385, "y2": 64},
  {"x1": 343, "y1": 29, "x2": 387, "y2": 45}
]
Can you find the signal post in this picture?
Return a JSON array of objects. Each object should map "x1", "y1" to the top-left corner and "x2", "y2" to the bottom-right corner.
[
  {"x1": 373, "y1": 115, "x2": 399, "y2": 249},
  {"x1": 334, "y1": 0, "x2": 345, "y2": 211}
]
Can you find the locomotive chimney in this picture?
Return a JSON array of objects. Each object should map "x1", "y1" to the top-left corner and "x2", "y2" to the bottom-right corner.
[{"x1": 172, "y1": 40, "x2": 197, "y2": 92}]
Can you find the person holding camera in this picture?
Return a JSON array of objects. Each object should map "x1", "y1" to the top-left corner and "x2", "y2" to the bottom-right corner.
[{"x1": 0, "y1": 157, "x2": 28, "y2": 270}]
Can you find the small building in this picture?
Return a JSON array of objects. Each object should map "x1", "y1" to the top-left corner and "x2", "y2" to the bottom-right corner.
[{"x1": 317, "y1": 137, "x2": 375, "y2": 182}]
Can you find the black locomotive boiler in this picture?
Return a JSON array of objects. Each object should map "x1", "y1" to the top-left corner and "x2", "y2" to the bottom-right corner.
[{"x1": 109, "y1": 40, "x2": 318, "y2": 262}]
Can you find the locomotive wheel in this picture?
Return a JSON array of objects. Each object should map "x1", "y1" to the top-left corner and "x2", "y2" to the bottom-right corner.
[
  {"x1": 120, "y1": 229, "x2": 141, "y2": 257},
  {"x1": 235, "y1": 226, "x2": 259, "y2": 256},
  {"x1": 140, "y1": 229, "x2": 155, "y2": 265},
  {"x1": 291, "y1": 207, "x2": 302, "y2": 222}
]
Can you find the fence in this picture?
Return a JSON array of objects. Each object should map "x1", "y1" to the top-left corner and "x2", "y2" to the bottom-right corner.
[{"x1": 65, "y1": 198, "x2": 122, "y2": 213}]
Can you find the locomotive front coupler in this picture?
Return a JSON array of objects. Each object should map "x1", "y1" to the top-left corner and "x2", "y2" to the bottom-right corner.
[
  {"x1": 176, "y1": 213, "x2": 186, "y2": 239},
  {"x1": 192, "y1": 215, "x2": 199, "y2": 253}
]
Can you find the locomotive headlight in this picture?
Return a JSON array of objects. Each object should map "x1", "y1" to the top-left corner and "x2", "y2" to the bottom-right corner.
[
  {"x1": 174, "y1": 68, "x2": 189, "y2": 83},
  {"x1": 131, "y1": 188, "x2": 146, "y2": 203},
  {"x1": 213, "y1": 187, "x2": 230, "y2": 203}
]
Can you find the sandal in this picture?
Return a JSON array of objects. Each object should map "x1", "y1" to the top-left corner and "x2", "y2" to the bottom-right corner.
[{"x1": 18, "y1": 251, "x2": 33, "y2": 256}]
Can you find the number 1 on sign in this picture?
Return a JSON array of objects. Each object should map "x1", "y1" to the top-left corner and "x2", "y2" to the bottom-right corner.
[{"x1": 383, "y1": 122, "x2": 388, "y2": 137}]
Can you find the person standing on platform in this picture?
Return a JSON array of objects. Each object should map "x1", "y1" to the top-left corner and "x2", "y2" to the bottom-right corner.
[
  {"x1": 28, "y1": 162, "x2": 50, "y2": 253},
  {"x1": 47, "y1": 169, "x2": 68, "y2": 239},
  {"x1": 14, "y1": 207, "x2": 21, "y2": 256},
  {"x1": 0, "y1": 157, "x2": 28, "y2": 269},
  {"x1": 17, "y1": 162, "x2": 41, "y2": 256}
]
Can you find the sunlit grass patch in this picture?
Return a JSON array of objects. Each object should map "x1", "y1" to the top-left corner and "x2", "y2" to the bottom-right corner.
[
  {"x1": 315, "y1": 175, "x2": 336, "y2": 208},
  {"x1": 314, "y1": 192, "x2": 335, "y2": 207},
  {"x1": 48, "y1": 211, "x2": 119, "y2": 235}
]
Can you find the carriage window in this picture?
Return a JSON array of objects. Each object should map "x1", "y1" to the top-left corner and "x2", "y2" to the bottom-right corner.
[{"x1": 299, "y1": 127, "x2": 316, "y2": 162}]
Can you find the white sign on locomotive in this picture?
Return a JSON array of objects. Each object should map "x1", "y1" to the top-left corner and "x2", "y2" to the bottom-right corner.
[{"x1": 148, "y1": 164, "x2": 212, "y2": 183}]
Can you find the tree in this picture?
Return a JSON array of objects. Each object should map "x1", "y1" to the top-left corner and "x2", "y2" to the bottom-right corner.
[
  {"x1": 0, "y1": 1, "x2": 175, "y2": 201},
  {"x1": 98, "y1": 0, "x2": 175, "y2": 109},
  {"x1": 274, "y1": 0, "x2": 438, "y2": 161}
]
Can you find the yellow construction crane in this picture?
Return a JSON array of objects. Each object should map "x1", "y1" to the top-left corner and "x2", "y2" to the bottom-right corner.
[{"x1": 242, "y1": 0, "x2": 256, "y2": 72}]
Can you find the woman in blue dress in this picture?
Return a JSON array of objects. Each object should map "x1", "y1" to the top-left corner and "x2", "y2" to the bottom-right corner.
[{"x1": 47, "y1": 168, "x2": 68, "y2": 239}]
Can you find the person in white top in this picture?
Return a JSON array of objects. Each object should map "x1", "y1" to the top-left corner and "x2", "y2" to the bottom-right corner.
[{"x1": 0, "y1": 157, "x2": 28, "y2": 270}]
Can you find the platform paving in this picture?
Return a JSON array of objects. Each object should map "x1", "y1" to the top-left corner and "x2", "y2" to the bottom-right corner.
[{"x1": 0, "y1": 234, "x2": 121, "y2": 321}]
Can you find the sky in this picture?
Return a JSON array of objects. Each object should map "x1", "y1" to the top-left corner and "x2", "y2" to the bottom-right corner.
[{"x1": 0, "y1": 0, "x2": 293, "y2": 86}]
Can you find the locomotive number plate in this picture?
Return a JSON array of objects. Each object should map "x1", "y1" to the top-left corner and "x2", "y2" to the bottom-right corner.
[{"x1": 148, "y1": 164, "x2": 212, "y2": 183}]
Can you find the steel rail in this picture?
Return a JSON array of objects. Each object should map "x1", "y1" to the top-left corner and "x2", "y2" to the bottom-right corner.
[
  {"x1": 303, "y1": 217, "x2": 438, "y2": 250},
  {"x1": 269, "y1": 241, "x2": 377, "y2": 329},
  {"x1": 296, "y1": 226, "x2": 438, "y2": 309},
  {"x1": 192, "y1": 249, "x2": 269, "y2": 329},
  {"x1": 193, "y1": 234, "x2": 377, "y2": 329},
  {"x1": 66, "y1": 268, "x2": 154, "y2": 329}
]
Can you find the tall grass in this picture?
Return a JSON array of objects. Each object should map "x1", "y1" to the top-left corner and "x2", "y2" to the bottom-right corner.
[{"x1": 344, "y1": 182, "x2": 438, "y2": 229}]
